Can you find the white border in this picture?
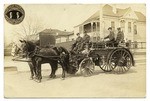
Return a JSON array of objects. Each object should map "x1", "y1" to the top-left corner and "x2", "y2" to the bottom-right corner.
[{"x1": 1, "y1": 0, "x2": 149, "y2": 101}]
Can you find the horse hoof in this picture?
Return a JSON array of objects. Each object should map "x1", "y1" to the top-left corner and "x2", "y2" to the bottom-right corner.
[
  {"x1": 36, "y1": 79, "x2": 41, "y2": 83},
  {"x1": 61, "y1": 77, "x2": 65, "y2": 80},
  {"x1": 49, "y1": 75, "x2": 56, "y2": 78}
]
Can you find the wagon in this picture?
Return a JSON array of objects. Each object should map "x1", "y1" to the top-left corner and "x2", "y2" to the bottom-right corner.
[
  {"x1": 13, "y1": 33, "x2": 135, "y2": 77},
  {"x1": 69, "y1": 41, "x2": 135, "y2": 76},
  {"x1": 38, "y1": 33, "x2": 135, "y2": 76}
]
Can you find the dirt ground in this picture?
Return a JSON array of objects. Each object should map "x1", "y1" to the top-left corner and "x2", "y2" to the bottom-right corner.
[{"x1": 4, "y1": 55, "x2": 146, "y2": 98}]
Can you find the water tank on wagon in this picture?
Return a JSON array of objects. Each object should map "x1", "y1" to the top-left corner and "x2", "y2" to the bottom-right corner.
[{"x1": 39, "y1": 32, "x2": 56, "y2": 48}]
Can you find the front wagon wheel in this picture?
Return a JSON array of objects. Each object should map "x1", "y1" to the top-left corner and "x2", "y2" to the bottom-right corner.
[
  {"x1": 80, "y1": 58, "x2": 95, "y2": 77},
  {"x1": 99, "y1": 56, "x2": 112, "y2": 72},
  {"x1": 108, "y1": 48, "x2": 133, "y2": 73}
]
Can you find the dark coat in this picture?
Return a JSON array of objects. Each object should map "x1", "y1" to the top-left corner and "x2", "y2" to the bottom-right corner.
[
  {"x1": 104, "y1": 31, "x2": 115, "y2": 41},
  {"x1": 82, "y1": 34, "x2": 90, "y2": 43},
  {"x1": 75, "y1": 36, "x2": 82, "y2": 45},
  {"x1": 116, "y1": 31, "x2": 124, "y2": 43}
]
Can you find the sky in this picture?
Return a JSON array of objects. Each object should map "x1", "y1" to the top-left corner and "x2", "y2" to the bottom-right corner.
[{"x1": 4, "y1": 4, "x2": 146, "y2": 45}]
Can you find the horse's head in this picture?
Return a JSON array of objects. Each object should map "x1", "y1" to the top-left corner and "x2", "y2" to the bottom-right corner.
[
  {"x1": 18, "y1": 40, "x2": 36, "y2": 58},
  {"x1": 19, "y1": 40, "x2": 29, "y2": 55},
  {"x1": 55, "y1": 47, "x2": 78, "y2": 74}
]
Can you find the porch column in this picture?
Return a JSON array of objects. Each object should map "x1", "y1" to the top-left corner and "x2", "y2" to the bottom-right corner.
[
  {"x1": 91, "y1": 22, "x2": 93, "y2": 32},
  {"x1": 99, "y1": 4, "x2": 104, "y2": 39},
  {"x1": 95, "y1": 22, "x2": 98, "y2": 41},
  {"x1": 95, "y1": 22, "x2": 97, "y2": 32}
]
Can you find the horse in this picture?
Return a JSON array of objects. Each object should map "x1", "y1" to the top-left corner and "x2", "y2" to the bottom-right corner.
[
  {"x1": 19, "y1": 40, "x2": 76, "y2": 82},
  {"x1": 11, "y1": 40, "x2": 39, "y2": 80}
]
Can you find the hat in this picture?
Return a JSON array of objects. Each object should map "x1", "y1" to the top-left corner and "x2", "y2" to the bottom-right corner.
[
  {"x1": 108, "y1": 27, "x2": 112, "y2": 30},
  {"x1": 117, "y1": 27, "x2": 121, "y2": 30},
  {"x1": 76, "y1": 33, "x2": 80, "y2": 35}
]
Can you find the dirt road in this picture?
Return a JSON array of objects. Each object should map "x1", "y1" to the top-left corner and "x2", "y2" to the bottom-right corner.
[{"x1": 4, "y1": 58, "x2": 146, "y2": 98}]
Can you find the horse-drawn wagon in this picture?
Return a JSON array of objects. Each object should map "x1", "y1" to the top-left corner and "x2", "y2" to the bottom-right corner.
[
  {"x1": 68, "y1": 41, "x2": 135, "y2": 77},
  {"x1": 12, "y1": 32, "x2": 135, "y2": 82}
]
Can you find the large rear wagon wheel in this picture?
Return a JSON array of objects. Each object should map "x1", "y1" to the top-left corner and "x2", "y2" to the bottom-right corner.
[
  {"x1": 80, "y1": 58, "x2": 95, "y2": 77},
  {"x1": 108, "y1": 48, "x2": 133, "y2": 74}
]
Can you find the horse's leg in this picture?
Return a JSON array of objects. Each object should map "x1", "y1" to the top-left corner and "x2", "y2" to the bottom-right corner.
[
  {"x1": 28, "y1": 62, "x2": 34, "y2": 80},
  {"x1": 60, "y1": 61, "x2": 66, "y2": 80},
  {"x1": 32, "y1": 59, "x2": 37, "y2": 79},
  {"x1": 36, "y1": 58, "x2": 42, "y2": 83},
  {"x1": 49, "y1": 61, "x2": 58, "y2": 78},
  {"x1": 37, "y1": 63, "x2": 42, "y2": 83}
]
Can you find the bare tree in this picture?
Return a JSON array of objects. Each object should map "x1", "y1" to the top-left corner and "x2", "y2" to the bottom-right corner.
[{"x1": 13, "y1": 16, "x2": 44, "y2": 40}]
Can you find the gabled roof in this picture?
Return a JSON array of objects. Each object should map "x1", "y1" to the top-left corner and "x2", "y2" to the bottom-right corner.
[
  {"x1": 103, "y1": 4, "x2": 130, "y2": 17},
  {"x1": 77, "y1": 4, "x2": 145, "y2": 27},
  {"x1": 134, "y1": 11, "x2": 146, "y2": 22}
]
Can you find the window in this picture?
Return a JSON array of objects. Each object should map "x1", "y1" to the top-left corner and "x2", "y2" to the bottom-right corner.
[
  {"x1": 128, "y1": 22, "x2": 131, "y2": 33},
  {"x1": 111, "y1": 21, "x2": 115, "y2": 31},
  {"x1": 84, "y1": 23, "x2": 91, "y2": 33},
  {"x1": 120, "y1": 20, "x2": 125, "y2": 32},
  {"x1": 134, "y1": 25, "x2": 137, "y2": 35}
]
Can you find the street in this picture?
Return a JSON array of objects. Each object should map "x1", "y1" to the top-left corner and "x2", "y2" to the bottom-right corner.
[{"x1": 4, "y1": 55, "x2": 146, "y2": 98}]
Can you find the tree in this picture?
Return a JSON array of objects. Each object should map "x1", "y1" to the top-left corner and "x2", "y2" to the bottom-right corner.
[{"x1": 13, "y1": 16, "x2": 44, "y2": 40}]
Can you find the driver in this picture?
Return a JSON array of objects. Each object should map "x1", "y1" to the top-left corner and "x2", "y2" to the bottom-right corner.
[
  {"x1": 72, "y1": 33, "x2": 82, "y2": 52},
  {"x1": 78, "y1": 31, "x2": 90, "y2": 51}
]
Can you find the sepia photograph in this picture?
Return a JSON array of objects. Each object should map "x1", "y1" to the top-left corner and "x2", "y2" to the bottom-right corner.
[{"x1": 4, "y1": 4, "x2": 146, "y2": 98}]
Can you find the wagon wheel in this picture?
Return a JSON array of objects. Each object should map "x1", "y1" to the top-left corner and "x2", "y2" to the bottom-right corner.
[
  {"x1": 108, "y1": 48, "x2": 132, "y2": 73},
  {"x1": 99, "y1": 56, "x2": 112, "y2": 72},
  {"x1": 80, "y1": 58, "x2": 95, "y2": 77}
]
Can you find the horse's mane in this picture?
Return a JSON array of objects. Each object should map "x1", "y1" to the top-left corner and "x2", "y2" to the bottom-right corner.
[{"x1": 26, "y1": 40, "x2": 37, "y2": 52}]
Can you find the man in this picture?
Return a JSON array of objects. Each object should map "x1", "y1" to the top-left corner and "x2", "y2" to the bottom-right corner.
[
  {"x1": 116, "y1": 27, "x2": 124, "y2": 44},
  {"x1": 72, "y1": 33, "x2": 82, "y2": 51},
  {"x1": 78, "y1": 31, "x2": 90, "y2": 51},
  {"x1": 104, "y1": 27, "x2": 115, "y2": 46},
  {"x1": 82, "y1": 31, "x2": 90, "y2": 43}
]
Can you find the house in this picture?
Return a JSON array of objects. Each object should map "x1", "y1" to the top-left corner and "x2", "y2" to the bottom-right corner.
[
  {"x1": 74, "y1": 4, "x2": 146, "y2": 42},
  {"x1": 40, "y1": 29, "x2": 74, "y2": 43}
]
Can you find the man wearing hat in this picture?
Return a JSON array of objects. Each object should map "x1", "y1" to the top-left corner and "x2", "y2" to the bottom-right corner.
[
  {"x1": 78, "y1": 31, "x2": 90, "y2": 51},
  {"x1": 104, "y1": 27, "x2": 115, "y2": 46},
  {"x1": 72, "y1": 33, "x2": 82, "y2": 51},
  {"x1": 116, "y1": 27, "x2": 124, "y2": 45},
  {"x1": 82, "y1": 31, "x2": 90, "y2": 43}
]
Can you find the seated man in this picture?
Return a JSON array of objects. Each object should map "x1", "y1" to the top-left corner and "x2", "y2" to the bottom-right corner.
[
  {"x1": 104, "y1": 27, "x2": 115, "y2": 47},
  {"x1": 116, "y1": 27, "x2": 124, "y2": 46},
  {"x1": 71, "y1": 33, "x2": 82, "y2": 52},
  {"x1": 78, "y1": 31, "x2": 90, "y2": 52}
]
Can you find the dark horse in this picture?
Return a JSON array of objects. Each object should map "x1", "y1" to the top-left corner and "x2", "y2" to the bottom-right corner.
[{"x1": 19, "y1": 40, "x2": 76, "y2": 82}]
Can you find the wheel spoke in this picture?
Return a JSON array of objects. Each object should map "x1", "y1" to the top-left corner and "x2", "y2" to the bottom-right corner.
[
  {"x1": 122, "y1": 66, "x2": 127, "y2": 72},
  {"x1": 80, "y1": 58, "x2": 95, "y2": 76}
]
